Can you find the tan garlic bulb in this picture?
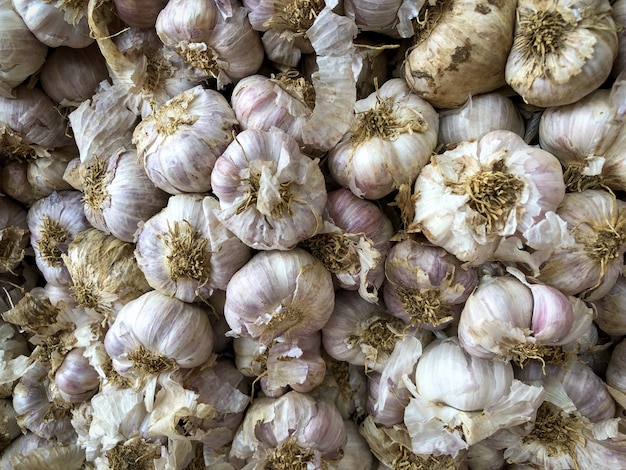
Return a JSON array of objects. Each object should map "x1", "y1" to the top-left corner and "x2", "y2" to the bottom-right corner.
[
  {"x1": 54, "y1": 347, "x2": 100, "y2": 403},
  {"x1": 539, "y1": 83, "x2": 626, "y2": 192},
  {"x1": 0, "y1": 196, "x2": 29, "y2": 275},
  {"x1": 537, "y1": 189, "x2": 626, "y2": 301},
  {"x1": 80, "y1": 149, "x2": 169, "y2": 243},
  {"x1": 39, "y1": 43, "x2": 109, "y2": 106},
  {"x1": 328, "y1": 77, "x2": 439, "y2": 200},
  {"x1": 104, "y1": 290, "x2": 214, "y2": 382},
  {"x1": 156, "y1": 0, "x2": 264, "y2": 89},
  {"x1": 0, "y1": 0, "x2": 48, "y2": 98},
  {"x1": 62, "y1": 228, "x2": 151, "y2": 316},
  {"x1": 404, "y1": 0, "x2": 516, "y2": 109},
  {"x1": 113, "y1": 0, "x2": 168, "y2": 28},
  {"x1": 27, "y1": 191, "x2": 91, "y2": 287},
  {"x1": 12, "y1": 0, "x2": 92, "y2": 48},
  {"x1": 133, "y1": 85, "x2": 238, "y2": 194},
  {"x1": 134, "y1": 194, "x2": 252, "y2": 303},
  {"x1": 505, "y1": 0, "x2": 618, "y2": 107},
  {"x1": 211, "y1": 128, "x2": 327, "y2": 250},
  {"x1": 343, "y1": 0, "x2": 419, "y2": 38},
  {"x1": 229, "y1": 390, "x2": 346, "y2": 468},
  {"x1": 224, "y1": 248, "x2": 335, "y2": 344},
  {"x1": 438, "y1": 92, "x2": 525, "y2": 146},
  {"x1": 383, "y1": 239, "x2": 479, "y2": 331},
  {"x1": 303, "y1": 188, "x2": 394, "y2": 303}
]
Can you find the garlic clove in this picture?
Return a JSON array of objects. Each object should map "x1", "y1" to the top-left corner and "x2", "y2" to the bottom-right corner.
[
  {"x1": 529, "y1": 283, "x2": 575, "y2": 345},
  {"x1": 54, "y1": 347, "x2": 100, "y2": 403}
]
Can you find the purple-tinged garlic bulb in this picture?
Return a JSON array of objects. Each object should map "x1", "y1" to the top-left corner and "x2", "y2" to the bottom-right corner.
[
  {"x1": 303, "y1": 188, "x2": 394, "y2": 303},
  {"x1": 27, "y1": 191, "x2": 91, "y2": 287},
  {"x1": 211, "y1": 128, "x2": 327, "y2": 251},
  {"x1": 408, "y1": 130, "x2": 566, "y2": 271},
  {"x1": 229, "y1": 390, "x2": 346, "y2": 468},
  {"x1": 53, "y1": 347, "x2": 99, "y2": 403},
  {"x1": 383, "y1": 238, "x2": 478, "y2": 331},
  {"x1": 0, "y1": 196, "x2": 29, "y2": 275},
  {"x1": 134, "y1": 194, "x2": 252, "y2": 303},
  {"x1": 104, "y1": 290, "x2": 214, "y2": 383},
  {"x1": 506, "y1": 0, "x2": 618, "y2": 107},
  {"x1": 113, "y1": 0, "x2": 168, "y2": 28},
  {"x1": 224, "y1": 248, "x2": 334, "y2": 344},
  {"x1": 328, "y1": 77, "x2": 438, "y2": 200},
  {"x1": 366, "y1": 371, "x2": 411, "y2": 427},
  {"x1": 133, "y1": 85, "x2": 238, "y2": 194}
]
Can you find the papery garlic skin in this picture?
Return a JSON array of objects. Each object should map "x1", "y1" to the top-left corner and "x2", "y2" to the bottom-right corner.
[
  {"x1": 211, "y1": 128, "x2": 327, "y2": 250},
  {"x1": 28, "y1": 191, "x2": 91, "y2": 287},
  {"x1": 409, "y1": 130, "x2": 566, "y2": 268},
  {"x1": 506, "y1": 0, "x2": 617, "y2": 107},
  {"x1": 537, "y1": 189, "x2": 626, "y2": 301},
  {"x1": 404, "y1": 0, "x2": 516, "y2": 109},
  {"x1": 0, "y1": 0, "x2": 48, "y2": 98},
  {"x1": 328, "y1": 78, "x2": 439, "y2": 200},
  {"x1": 224, "y1": 248, "x2": 334, "y2": 344},
  {"x1": 104, "y1": 290, "x2": 214, "y2": 381},
  {"x1": 135, "y1": 194, "x2": 251, "y2": 303},
  {"x1": 133, "y1": 85, "x2": 238, "y2": 194}
]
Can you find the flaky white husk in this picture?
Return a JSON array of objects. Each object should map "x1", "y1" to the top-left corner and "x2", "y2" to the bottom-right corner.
[
  {"x1": 12, "y1": 0, "x2": 92, "y2": 48},
  {"x1": 224, "y1": 248, "x2": 334, "y2": 344},
  {"x1": 404, "y1": 0, "x2": 517, "y2": 109},
  {"x1": 134, "y1": 85, "x2": 238, "y2": 194},
  {"x1": 458, "y1": 272, "x2": 595, "y2": 364},
  {"x1": 135, "y1": 194, "x2": 251, "y2": 303},
  {"x1": 403, "y1": 337, "x2": 544, "y2": 457},
  {"x1": 0, "y1": 433, "x2": 85, "y2": 470},
  {"x1": 305, "y1": 188, "x2": 394, "y2": 303},
  {"x1": 343, "y1": 0, "x2": 421, "y2": 38},
  {"x1": 229, "y1": 390, "x2": 346, "y2": 467},
  {"x1": 537, "y1": 189, "x2": 626, "y2": 301},
  {"x1": 27, "y1": 191, "x2": 91, "y2": 287},
  {"x1": 539, "y1": 80, "x2": 626, "y2": 192},
  {"x1": 80, "y1": 149, "x2": 169, "y2": 243},
  {"x1": 211, "y1": 129, "x2": 327, "y2": 250},
  {"x1": 505, "y1": 0, "x2": 618, "y2": 107},
  {"x1": 0, "y1": 0, "x2": 48, "y2": 98},
  {"x1": 408, "y1": 130, "x2": 567, "y2": 271},
  {"x1": 328, "y1": 78, "x2": 439, "y2": 200}
]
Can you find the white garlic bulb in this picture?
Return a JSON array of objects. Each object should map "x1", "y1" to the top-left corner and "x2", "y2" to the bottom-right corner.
[
  {"x1": 27, "y1": 191, "x2": 91, "y2": 287},
  {"x1": 438, "y1": 92, "x2": 525, "y2": 146},
  {"x1": 408, "y1": 130, "x2": 566, "y2": 269},
  {"x1": 404, "y1": 0, "x2": 517, "y2": 109},
  {"x1": 383, "y1": 238, "x2": 479, "y2": 330},
  {"x1": 211, "y1": 128, "x2": 327, "y2": 250},
  {"x1": 133, "y1": 85, "x2": 238, "y2": 194},
  {"x1": 224, "y1": 248, "x2": 335, "y2": 344},
  {"x1": 505, "y1": 0, "x2": 618, "y2": 107},
  {"x1": 134, "y1": 194, "x2": 252, "y2": 303},
  {"x1": 328, "y1": 77, "x2": 439, "y2": 200},
  {"x1": 0, "y1": 0, "x2": 48, "y2": 98},
  {"x1": 104, "y1": 290, "x2": 215, "y2": 382}
]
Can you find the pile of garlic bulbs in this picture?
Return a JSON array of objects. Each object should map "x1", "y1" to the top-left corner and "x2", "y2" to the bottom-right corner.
[{"x1": 4, "y1": 0, "x2": 626, "y2": 468}]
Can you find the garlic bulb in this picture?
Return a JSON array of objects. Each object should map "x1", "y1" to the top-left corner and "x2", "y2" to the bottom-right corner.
[
  {"x1": 27, "y1": 191, "x2": 91, "y2": 287},
  {"x1": 12, "y1": 0, "x2": 92, "y2": 48},
  {"x1": 156, "y1": 0, "x2": 264, "y2": 89},
  {"x1": 343, "y1": 0, "x2": 420, "y2": 38},
  {"x1": 458, "y1": 272, "x2": 595, "y2": 365},
  {"x1": 438, "y1": 92, "x2": 525, "y2": 147},
  {"x1": 104, "y1": 290, "x2": 215, "y2": 382},
  {"x1": 408, "y1": 130, "x2": 566, "y2": 269},
  {"x1": 404, "y1": 0, "x2": 517, "y2": 109},
  {"x1": 0, "y1": 195, "x2": 29, "y2": 275},
  {"x1": 327, "y1": 77, "x2": 439, "y2": 200},
  {"x1": 0, "y1": 0, "x2": 48, "y2": 98},
  {"x1": 25, "y1": 147, "x2": 77, "y2": 198},
  {"x1": 133, "y1": 85, "x2": 238, "y2": 194},
  {"x1": 537, "y1": 189, "x2": 626, "y2": 301},
  {"x1": 134, "y1": 194, "x2": 252, "y2": 303},
  {"x1": 505, "y1": 0, "x2": 618, "y2": 107},
  {"x1": 39, "y1": 43, "x2": 109, "y2": 107},
  {"x1": 595, "y1": 274, "x2": 626, "y2": 336},
  {"x1": 383, "y1": 238, "x2": 478, "y2": 330},
  {"x1": 80, "y1": 149, "x2": 169, "y2": 243},
  {"x1": 224, "y1": 248, "x2": 334, "y2": 344},
  {"x1": 539, "y1": 82, "x2": 626, "y2": 192},
  {"x1": 62, "y1": 228, "x2": 151, "y2": 316},
  {"x1": 303, "y1": 188, "x2": 394, "y2": 303},
  {"x1": 211, "y1": 128, "x2": 327, "y2": 250},
  {"x1": 53, "y1": 347, "x2": 100, "y2": 403},
  {"x1": 229, "y1": 390, "x2": 346, "y2": 467},
  {"x1": 113, "y1": 0, "x2": 168, "y2": 28}
]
